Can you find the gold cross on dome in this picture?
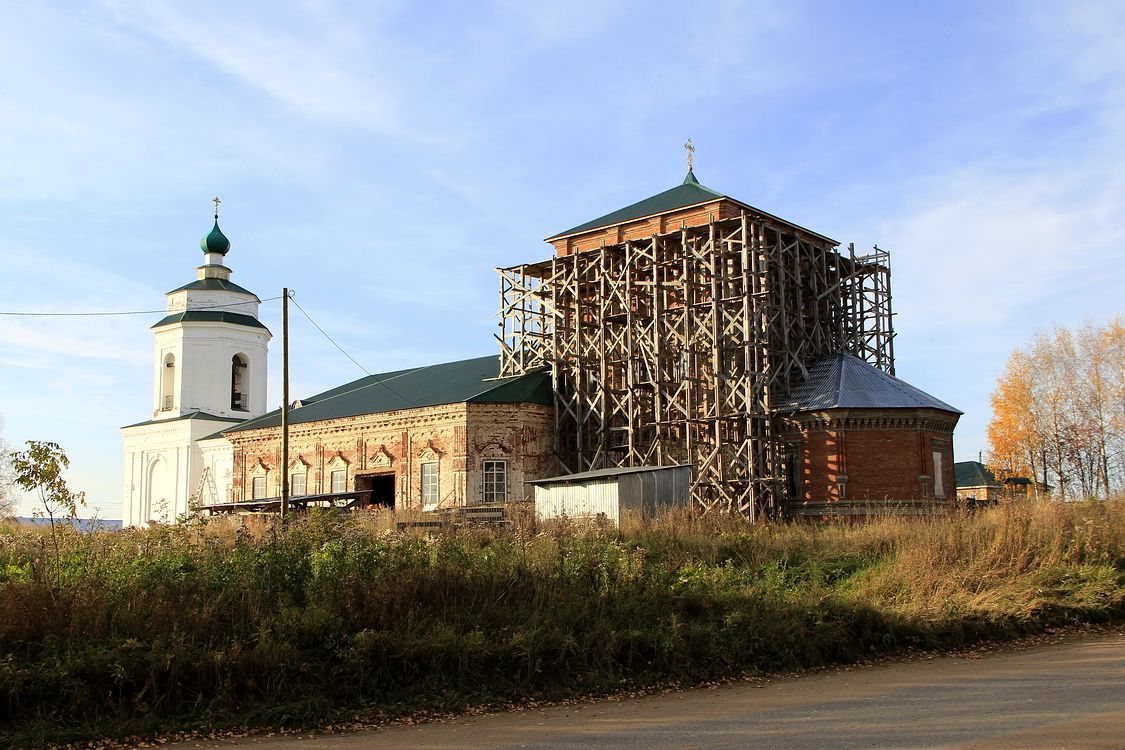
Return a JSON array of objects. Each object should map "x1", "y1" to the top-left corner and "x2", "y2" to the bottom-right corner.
[
  {"x1": 684, "y1": 138, "x2": 695, "y2": 171},
  {"x1": 212, "y1": 196, "x2": 222, "y2": 218}
]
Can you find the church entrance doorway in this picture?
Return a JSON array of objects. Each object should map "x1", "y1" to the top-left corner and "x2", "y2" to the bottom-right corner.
[{"x1": 356, "y1": 472, "x2": 395, "y2": 509}]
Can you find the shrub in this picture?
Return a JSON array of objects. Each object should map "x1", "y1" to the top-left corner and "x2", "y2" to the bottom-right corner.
[{"x1": 0, "y1": 499, "x2": 1122, "y2": 747}]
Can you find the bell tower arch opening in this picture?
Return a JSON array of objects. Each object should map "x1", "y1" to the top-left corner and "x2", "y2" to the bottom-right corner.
[
  {"x1": 231, "y1": 353, "x2": 249, "y2": 411},
  {"x1": 161, "y1": 353, "x2": 176, "y2": 412}
]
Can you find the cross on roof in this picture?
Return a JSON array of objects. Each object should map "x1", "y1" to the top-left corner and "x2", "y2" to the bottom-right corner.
[
  {"x1": 684, "y1": 138, "x2": 695, "y2": 171},
  {"x1": 212, "y1": 196, "x2": 221, "y2": 219}
]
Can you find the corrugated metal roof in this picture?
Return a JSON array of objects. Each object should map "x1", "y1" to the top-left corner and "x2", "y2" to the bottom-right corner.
[
  {"x1": 954, "y1": 461, "x2": 999, "y2": 488},
  {"x1": 224, "y1": 355, "x2": 552, "y2": 434},
  {"x1": 777, "y1": 353, "x2": 961, "y2": 413},
  {"x1": 531, "y1": 464, "x2": 692, "y2": 485}
]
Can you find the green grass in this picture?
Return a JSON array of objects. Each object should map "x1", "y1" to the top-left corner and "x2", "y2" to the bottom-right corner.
[{"x1": 1, "y1": 500, "x2": 1123, "y2": 747}]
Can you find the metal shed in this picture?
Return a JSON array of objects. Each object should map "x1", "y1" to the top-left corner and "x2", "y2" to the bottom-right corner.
[{"x1": 532, "y1": 465, "x2": 693, "y2": 525}]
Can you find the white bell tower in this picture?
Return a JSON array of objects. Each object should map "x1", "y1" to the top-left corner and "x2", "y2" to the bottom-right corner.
[{"x1": 121, "y1": 199, "x2": 271, "y2": 526}]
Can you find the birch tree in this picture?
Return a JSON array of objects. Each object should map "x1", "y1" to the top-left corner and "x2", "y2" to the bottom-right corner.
[{"x1": 987, "y1": 317, "x2": 1124, "y2": 499}]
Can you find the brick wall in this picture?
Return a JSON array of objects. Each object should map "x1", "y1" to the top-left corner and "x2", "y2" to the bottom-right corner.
[
  {"x1": 465, "y1": 403, "x2": 555, "y2": 503},
  {"x1": 226, "y1": 401, "x2": 554, "y2": 510},
  {"x1": 782, "y1": 408, "x2": 960, "y2": 516}
]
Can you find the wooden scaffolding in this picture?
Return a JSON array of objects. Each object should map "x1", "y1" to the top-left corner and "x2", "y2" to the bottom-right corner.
[{"x1": 497, "y1": 212, "x2": 894, "y2": 515}]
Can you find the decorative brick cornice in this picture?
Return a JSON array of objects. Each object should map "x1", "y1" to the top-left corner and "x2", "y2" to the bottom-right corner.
[{"x1": 782, "y1": 408, "x2": 960, "y2": 433}]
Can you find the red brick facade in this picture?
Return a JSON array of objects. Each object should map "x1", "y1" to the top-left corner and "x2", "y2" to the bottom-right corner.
[
  {"x1": 782, "y1": 408, "x2": 960, "y2": 516},
  {"x1": 225, "y1": 401, "x2": 555, "y2": 509}
]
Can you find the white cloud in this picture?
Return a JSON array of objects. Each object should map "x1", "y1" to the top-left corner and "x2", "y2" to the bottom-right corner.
[
  {"x1": 99, "y1": 0, "x2": 415, "y2": 136},
  {"x1": 867, "y1": 2, "x2": 1125, "y2": 462},
  {"x1": 886, "y1": 170, "x2": 1114, "y2": 332},
  {"x1": 0, "y1": 319, "x2": 148, "y2": 365}
]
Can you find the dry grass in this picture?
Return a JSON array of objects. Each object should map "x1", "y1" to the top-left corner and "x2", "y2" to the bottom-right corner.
[{"x1": 0, "y1": 498, "x2": 1121, "y2": 747}]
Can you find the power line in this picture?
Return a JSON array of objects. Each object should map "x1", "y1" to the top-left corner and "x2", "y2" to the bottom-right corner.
[
  {"x1": 288, "y1": 296, "x2": 372, "y2": 376},
  {"x1": 0, "y1": 296, "x2": 282, "y2": 317},
  {"x1": 287, "y1": 295, "x2": 419, "y2": 406},
  {"x1": 3, "y1": 289, "x2": 420, "y2": 407}
]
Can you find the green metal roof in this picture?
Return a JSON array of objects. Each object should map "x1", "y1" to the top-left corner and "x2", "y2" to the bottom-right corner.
[
  {"x1": 168, "y1": 278, "x2": 258, "y2": 297},
  {"x1": 954, "y1": 461, "x2": 1000, "y2": 489},
  {"x1": 548, "y1": 170, "x2": 723, "y2": 240},
  {"x1": 546, "y1": 170, "x2": 838, "y2": 244},
  {"x1": 224, "y1": 355, "x2": 552, "y2": 434},
  {"x1": 201, "y1": 219, "x2": 231, "y2": 255},
  {"x1": 122, "y1": 411, "x2": 246, "y2": 430},
  {"x1": 151, "y1": 310, "x2": 269, "y2": 330}
]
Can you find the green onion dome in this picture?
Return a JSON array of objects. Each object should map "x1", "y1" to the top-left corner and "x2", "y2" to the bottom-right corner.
[{"x1": 200, "y1": 219, "x2": 231, "y2": 255}]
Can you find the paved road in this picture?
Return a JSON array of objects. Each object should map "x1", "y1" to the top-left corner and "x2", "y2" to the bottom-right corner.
[{"x1": 184, "y1": 630, "x2": 1125, "y2": 750}]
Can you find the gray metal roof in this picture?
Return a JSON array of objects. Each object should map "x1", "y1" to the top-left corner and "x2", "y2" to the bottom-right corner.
[
  {"x1": 777, "y1": 353, "x2": 961, "y2": 414},
  {"x1": 531, "y1": 464, "x2": 692, "y2": 485},
  {"x1": 224, "y1": 355, "x2": 552, "y2": 434}
]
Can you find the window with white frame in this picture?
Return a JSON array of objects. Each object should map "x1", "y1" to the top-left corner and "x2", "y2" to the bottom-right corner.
[
  {"x1": 421, "y1": 462, "x2": 439, "y2": 504},
  {"x1": 330, "y1": 469, "x2": 347, "y2": 493},
  {"x1": 482, "y1": 460, "x2": 508, "y2": 503},
  {"x1": 290, "y1": 472, "x2": 306, "y2": 497},
  {"x1": 251, "y1": 476, "x2": 267, "y2": 499}
]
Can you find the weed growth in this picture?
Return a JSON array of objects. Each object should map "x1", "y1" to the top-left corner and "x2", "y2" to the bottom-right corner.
[{"x1": 0, "y1": 500, "x2": 1122, "y2": 746}]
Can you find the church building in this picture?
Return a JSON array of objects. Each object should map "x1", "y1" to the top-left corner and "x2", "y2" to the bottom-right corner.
[
  {"x1": 123, "y1": 162, "x2": 962, "y2": 525},
  {"x1": 120, "y1": 206, "x2": 270, "y2": 525}
]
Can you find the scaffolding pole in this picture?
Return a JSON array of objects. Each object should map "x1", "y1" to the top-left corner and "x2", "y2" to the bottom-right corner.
[{"x1": 498, "y1": 216, "x2": 893, "y2": 515}]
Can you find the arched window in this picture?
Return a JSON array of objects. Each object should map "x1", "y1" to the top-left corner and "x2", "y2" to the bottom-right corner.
[
  {"x1": 231, "y1": 354, "x2": 248, "y2": 411},
  {"x1": 161, "y1": 354, "x2": 175, "y2": 411}
]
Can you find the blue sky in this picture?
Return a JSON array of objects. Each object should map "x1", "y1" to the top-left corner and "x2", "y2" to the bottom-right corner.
[{"x1": 2, "y1": 1, "x2": 1122, "y2": 518}]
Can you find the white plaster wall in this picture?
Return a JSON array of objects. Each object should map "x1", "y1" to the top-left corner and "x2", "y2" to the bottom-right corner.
[
  {"x1": 199, "y1": 436, "x2": 235, "y2": 505},
  {"x1": 126, "y1": 251, "x2": 267, "y2": 523},
  {"x1": 151, "y1": 323, "x2": 269, "y2": 419},
  {"x1": 165, "y1": 288, "x2": 261, "y2": 316},
  {"x1": 121, "y1": 419, "x2": 238, "y2": 527}
]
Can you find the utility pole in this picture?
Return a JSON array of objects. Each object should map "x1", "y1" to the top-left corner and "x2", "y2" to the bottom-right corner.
[{"x1": 280, "y1": 288, "x2": 290, "y2": 522}]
